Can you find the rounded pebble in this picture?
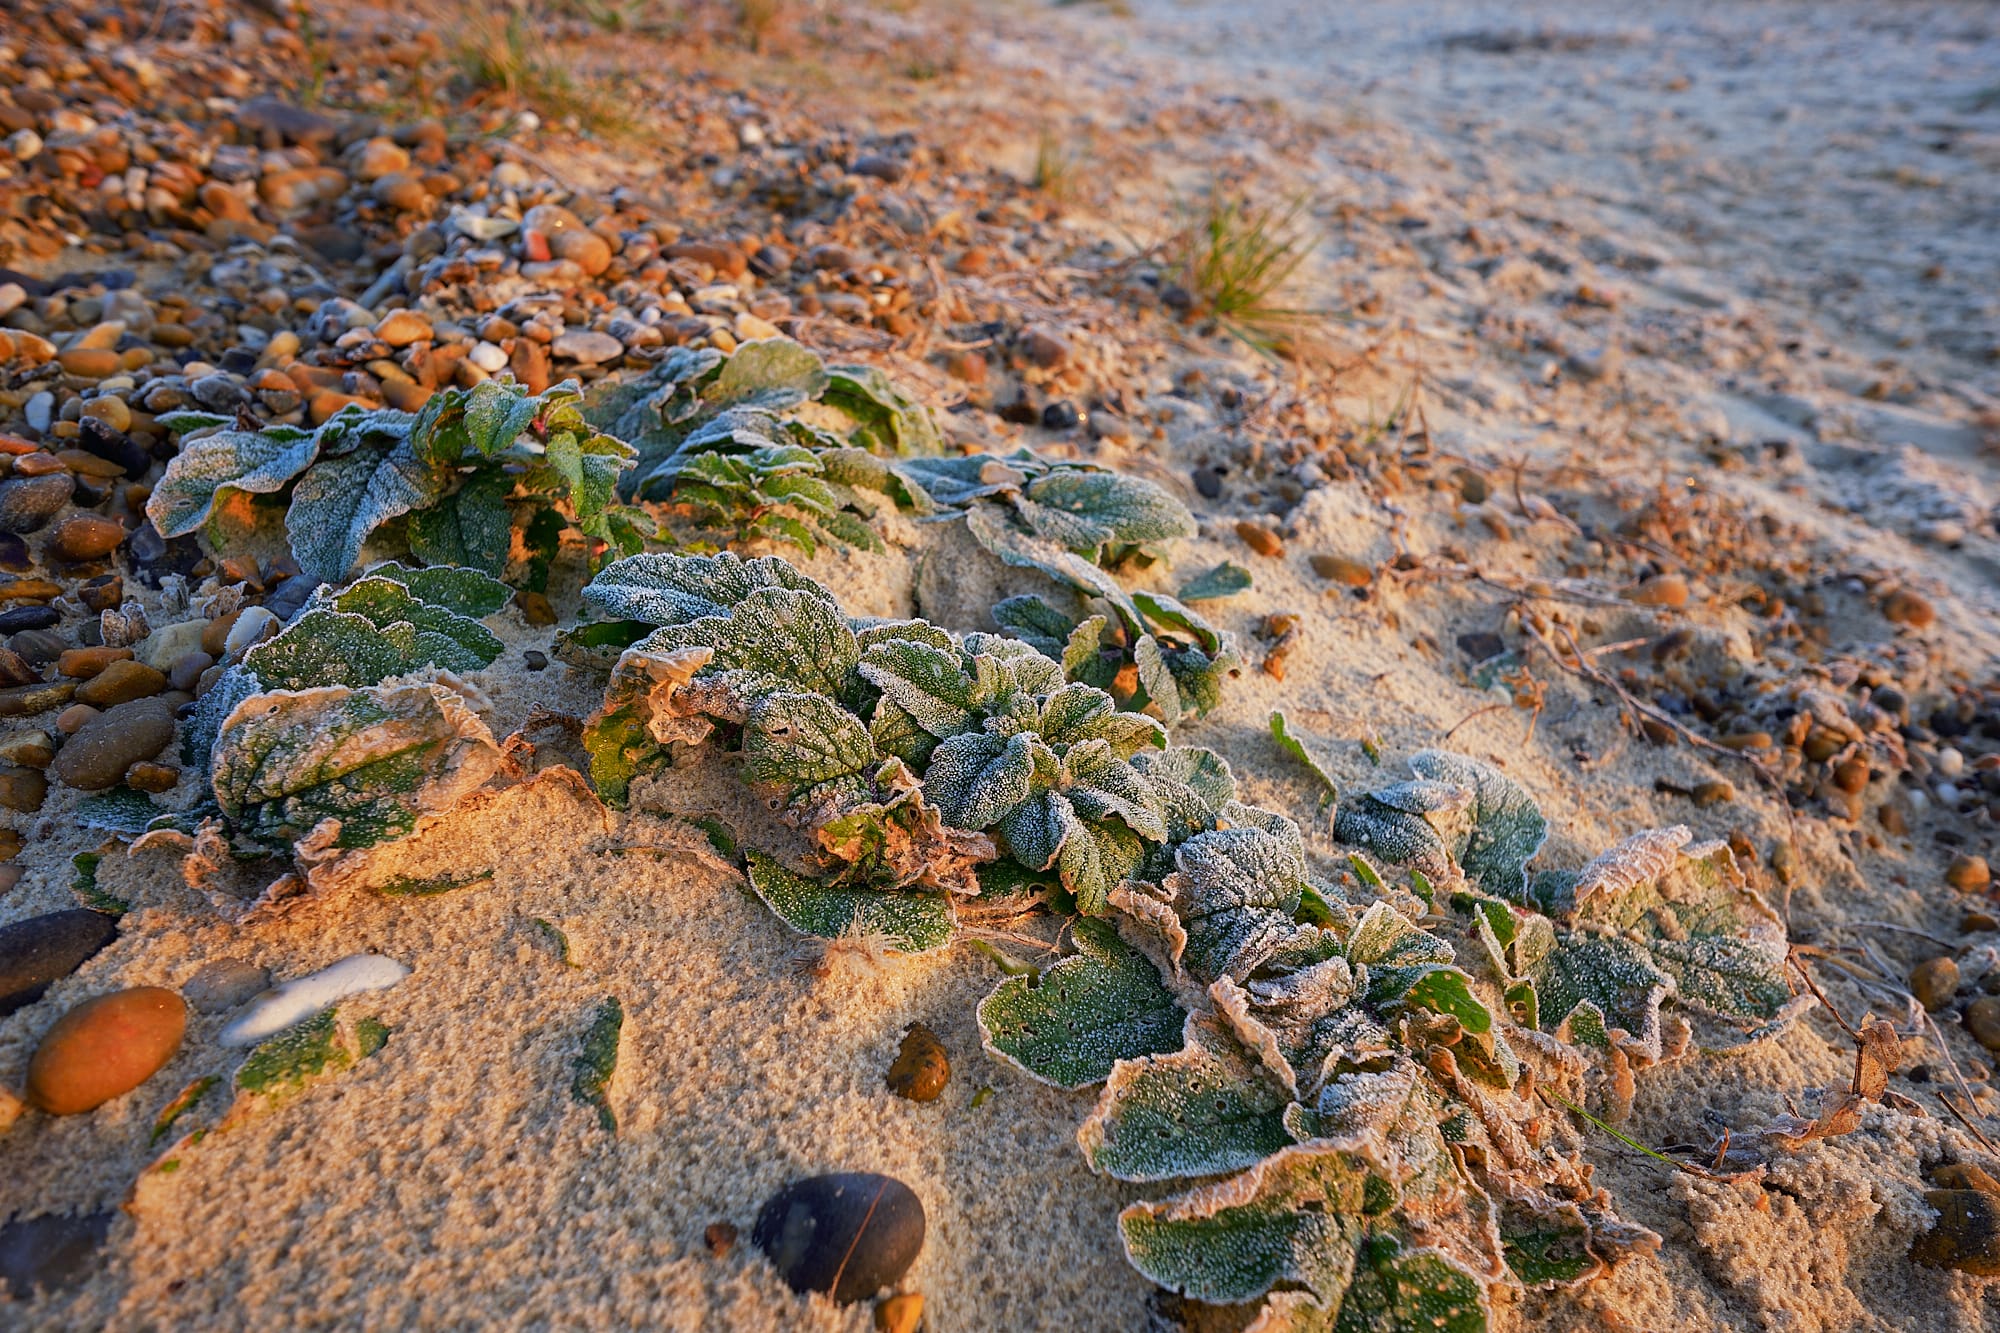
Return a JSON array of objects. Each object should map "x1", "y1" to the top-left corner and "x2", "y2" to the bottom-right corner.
[
  {"x1": 0, "y1": 474, "x2": 75, "y2": 535},
  {"x1": 181, "y1": 958, "x2": 272, "y2": 1015},
  {"x1": 1913, "y1": 1168, "x2": 2000, "y2": 1275},
  {"x1": 51, "y1": 696, "x2": 176, "y2": 790},
  {"x1": 753, "y1": 1172, "x2": 925, "y2": 1304},
  {"x1": 26, "y1": 986, "x2": 187, "y2": 1114},
  {"x1": 0, "y1": 764, "x2": 47, "y2": 813},
  {"x1": 885, "y1": 1022, "x2": 949, "y2": 1102},
  {"x1": 0, "y1": 1211, "x2": 114, "y2": 1298},
  {"x1": 1234, "y1": 520, "x2": 1283, "y2": 558},
  {"x1": 1947, "y1": 855, "x2": 1991, "y2": 894},
  {"x1": 1309, "y1": 553, "x2": 1372, "y2": 586},
  {"x1": 73, "y1": 659, "x2": 166, "y2": 707},
  {"x1": 1911, "y1": 956, "x2": 1959, "y2": 1012},
  {"x1": 46, "y1": 514, "x2": 127, "y2": 563},
  {"x1": 1963, "y1": 996, "x2": 2000, "y2": 1052},
  {"x1": 0, "y1": 909, "x2": 119, "y2": 1017}
]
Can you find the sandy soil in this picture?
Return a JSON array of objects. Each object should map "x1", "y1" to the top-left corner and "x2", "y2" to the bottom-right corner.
[{"x1": 4, "y1": 1, "x2": 2000, "y2": 1330}]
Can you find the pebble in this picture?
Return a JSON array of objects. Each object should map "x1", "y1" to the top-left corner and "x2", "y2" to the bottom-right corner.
[
  {"x1": 1963, "y1": 996, "x2": 2000, "y2": 1052},
  {"x1": 57, "y1": 646, "x2": 130, "y2": 680},
  {"x1": 1911, "y1": 956, "x2": 1959, "y2": 1012},
  {"x1": 1235, "y1": 520, "x2": 1283, "y2": 558},
  {"x1": 1912, "y1": 1165, "x2": 2000, "y2": 1275},
  {"x1": 1883, "y1": 588, "x2": 1935, "y2": 628},
  {"x1": 0, "y1": 474, "x2": 74, "y2": 534},
  {"x1": 753, "y1": 1172, "x2": 925, "y2": 1304},
  {"x1": 0, "y1": 680, "x2": 75, "y2": 717},
  {"x1": 1040, "y1": 400, "x2": 1080, "y2": 431},
  {"x1": 552, "y1": 229, "x2": 613, "y2": 276},
  {"x1": 0, "y1": 605, "x2": 58, "y2": 633},
  {"x1": 1624, "y1": 574, "x2": 1690, "y2": 608},
  {"x1": 51, "y1": 696, "x2": 176, "y2": 790},
  {"x1": 55, "y1": 703, "x2": 98, "y2": 734},
  {"x1": 0, "y1": 1211, "x2": 114, "y2": 1298},
  {"x1": 125, "y1": 762, "x2": 179, "y2": 794},
  {"x1": 375, "y1": 309, "x2": 432, "y2": 347},
  {"x1": 74, "y1": 659, "x2": 166, "y2": 707},
  {"x1": 168, "y1": 651, "x2": 215, "y2": 693},
  {"x1": 1948, "y1": 855, "x2": 1992, "y2": 893},
  {"x1": 182, "y1": 958, "x2": 272, "y2": 1015},
  {"x1": 26, "y1": 986, "x2": 187, "y2": 1114},
  {"x1": 468, "y1": 341, "x2": 509, "y2": 373},
  {"x1": 46, "y1": 514, "x2": 126, "y2": 562},
  {"x1": 0, "y1": 764, "x2": 46, "y2": 813},
  {"x1": 222, "y1": 606, "x2": 280, "y2": 657},
  {"x1": 875, "y1": 1293, "x2": 923, "y2": 1333},
  {"x1": 219, "y1": 952, "x2": 411, "y2": 1047},
  {"x1": 0, "y1": 909, "x2": 119, "y2": 1017},
  {"x1": 1309, "y1": 553, "x2": 1372, "y2": 586},
  {"x1": 1019, "y1": 325, "x2": 1072, "y2": 369},
  {"x1": 885, "y1": 1022, "x2": 949, "y2": 1102},
  {"x1": 552, "y1": 329, "x2": 623, "y2": 365}
]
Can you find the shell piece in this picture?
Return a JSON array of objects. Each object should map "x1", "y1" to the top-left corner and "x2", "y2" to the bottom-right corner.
[{"x1": 219, "y1": 953, "x2": 411, "y2": 1048}]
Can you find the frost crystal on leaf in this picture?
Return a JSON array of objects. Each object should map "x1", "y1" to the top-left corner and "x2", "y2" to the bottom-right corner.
[
  {"x1": 977, "y1": 918, "x2": 1187, "y2": 1089},
  {"x1": 745, "y1": 850, "x2": 955, "y2": 954}
]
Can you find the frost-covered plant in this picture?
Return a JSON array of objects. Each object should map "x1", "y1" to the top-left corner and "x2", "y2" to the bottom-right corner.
[
  {"x1": 150, "y1": 379, "x2": 649, "y2": 584},
  {"x1": 975, "y1": 748, "x2": 1809, "y2": 1330},
  {"x1": 86, "y1": 566, "x2": 514, "y2": 892},
  {"x1": 991, "y1": 587, "x2": 1241, "y2": 725},
  {"x1": 575, "y1": 551, "x2": 1199, "y2": 948}
]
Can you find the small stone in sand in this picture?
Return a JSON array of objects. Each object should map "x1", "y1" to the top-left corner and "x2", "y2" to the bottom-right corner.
[
  {"x1": 0, "y1": 909, "x2": 118, "y2": 1016},
  {"x1": 27, "y1": 986, "x2": 187, "y2": 1114},
  {"x1": 182, "y1": 958, "x2": 272, "y2": 1015},
  {"x1": 885, "y1": 1022, "x2": 949, "y2": 1102},
  {"x1": 753, "y1": 1172, "x2": 925, "y2": 1303}
]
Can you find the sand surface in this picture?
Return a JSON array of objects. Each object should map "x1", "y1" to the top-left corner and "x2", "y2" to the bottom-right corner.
[{"x1": 5, "y1": 1, "x2": 2000, "y2": 1329}]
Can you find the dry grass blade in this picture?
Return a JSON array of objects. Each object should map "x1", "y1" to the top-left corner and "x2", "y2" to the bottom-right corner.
[
  {"x1": 452, "y1": 4, "x2": 634, "y2": 137},
  {"x1": 1170, "y1": 191, "x2": 1325, "y2": 352}
]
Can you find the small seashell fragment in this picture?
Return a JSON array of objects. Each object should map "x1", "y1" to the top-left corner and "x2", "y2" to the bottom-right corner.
[{"x1": 219, "y1": 953, "x2": 410, "y2": 1048}]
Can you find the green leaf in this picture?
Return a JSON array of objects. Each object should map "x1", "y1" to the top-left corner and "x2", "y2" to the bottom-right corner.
[
  {"x1": 858, "y1": 638, "x2": 980, "y2": 739},
  {"x1": 582, "y1": 550, "x2": 835, "y2": 627},
  {"x1": 1408, "y1": 751, "x2": 1548, "y2": 902},
  {"x1": 70, "y1": 851, "x2": 128, "y2": 915},
  {"x1": 409, "y1": 378, "x2": 547, "y2": 466},
  {"x1": 234, "y1": 1007, "x2": 387, "y2": 1104},
  {"x1": 286, "y1": 438, "x2": 449, "y2": 584},
  {"x1": 740, "y1": 692, "x2": 878, "y2": 801},
  {"x1": 1080, "y1": 1014, "x2": 1292, "y2": 1181},
  {"x1": 146, "y1": 420, "x2": 319, "y2": 538},
  {"x1": 321, "y1": 576, "x2": 504, "y2": 663},
  {"x1": 362, "y1": 562, "x2": 513, "y2": 617},
  {"x1": 977, "y1": 917, "x2": 1185, "y2": 1089},
  {"x1": 405, "y1": 468, "x2": 514, "y2": 576},
  {"x1": 76, "y1": 786, "x2": 162, "y2": 836},
  {"x1": 212, "y1": 681, "x2": 503, "y2": 851},
  {"x1": 570, "y1": 997, "x2": 622, "y2": 1133},
  {"x1": 1178, "y1": 562, "x2": 1253, "y2": 602},
  {"x1": 745, "y1": 849, "x2": 955, "y2": 953},
  {"x1": 1271, "y1": 712, "x2": 1338, "y2": 807},
  {"x1": 579, "y1": 643, "x2": 714, "y2": 807},
  {"x1": 1500, "y1": 1204, "x2": 1598, "y2": 1288},
  {"x1": 1058, "y1": 804, "x2": 1147, "y2": 917},
  {"x1": 706, "y1": 338, "x2": 829, "y2": 412},
  {"x1": 1016, "y1": 470, "x2": 1197, "y2": 553},
  {"x1": 243, "y1": 575, "x2": 502, "y2": 691},
  {"x1": 823, "y1": 364, "x2": 942, "y2": 455}
]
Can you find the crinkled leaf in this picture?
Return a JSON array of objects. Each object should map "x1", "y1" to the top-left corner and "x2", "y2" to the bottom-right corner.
[
  {"x1": 858, "y1": 638, "x2": 979, "y2": 740},
  {"x1": 1081, "y1": 1013, "x2": 1292, "y2": 1181},
  {"x1": 76, "y1": 786, "x2": 162, "y2": 836},
  {"x1": 823, "y1": 364, "x2": 941, "y2": 455},
  {"x1": 977, "y1": 917, "x2": 1185, "y2": 1089},
  {"x1": 1017, "y1": 470, "x2": 1197, "y2": 553},
  {"x1": 286, "y1": 438, "x2": 448, "y2": 583},
  {"x1": 213, "y1": 681, "x2": 502, "y2": 851},
  {"x1": 147, "y1": 420, "x2": 319, "y2": 538},
  {"x1": 745, "y1": 849, "x2": 954, "y2": 953},
  {"x1": 405, "y1": 467, "x2": 514, "y2": 575},
  {"x1": 705, "y1": 338, "x2": 829, "y2": 413},
  {"x1": 408, "y1": 378, "x2": 546, "y2": 467},
  {"x1": 582, "y1": 550, "x2": 834, "y2": 626},
  {"x1": 580, "y1": 644, "x2": 714, "y2": 807},
  {"x1": 1408, "y1": 751, "x2": 1548, "y2": 902},
  {"x1": 362, "y1": 561, "x2": 512, "y2": 618},
  {"x1": 741, "y1": 692, "x2": 878, "y2": 802},
  {"x1": 1059, "y1": 803, "x2": 1147, "y2": 917}
]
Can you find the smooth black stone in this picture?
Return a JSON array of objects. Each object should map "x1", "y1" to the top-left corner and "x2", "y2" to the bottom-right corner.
[
  {"x1": 1040, "y1": 399, "x2": 1080, "y2": 431},
  {"x1": 0, "y1": 1212, "x2": 114, "y2": 1299},
  {"x1": 0, "y1": 909, "x2": 119, "y2": 1017},
  {"x1": 1192, "y1": 467, "x2": 1223, "y2": 499},
  {"x1": 753, "y1": 1172, "x2": 924, "y2": 1304},
  {"x1": 77, "y1": 416, "x2": 149, "y2": 479},
  {"x1": 0, "y1": 606, "x2": 58, "y2": 633},
  {"x1": 1456, "y1": 631, "x2": 1505, "y2": 663},
  {"x1": 7, "y1": 629, "x2": 65, "y2": 664},
  {"x1": 0, "y1": 533, "x2": 28, "y2": 573},
  {"x1": 262, "y1": 576, "x2": 313, "y2": 622}
]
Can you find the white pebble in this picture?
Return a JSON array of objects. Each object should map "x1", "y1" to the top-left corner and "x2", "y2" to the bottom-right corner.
[
  {"x1": 220, "y1": 953, "x2": 411, "y2": 1047},
  {"x1": 24, "y1": 390, "x2": 54, "y2": 434},
  {"x1": 1938, "y1": 782, "x2": 1962, "y2": 805},
  {"x1": 468, "y1": 340, "x2": 508, "y2": 373},
  {"x1": 1938, "y1": 747, "x2": 1966, "y2": 779}
]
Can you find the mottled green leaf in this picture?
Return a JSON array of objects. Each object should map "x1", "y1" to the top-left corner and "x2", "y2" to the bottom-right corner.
[
  {"x1": 583, "y1": 550, "x2": 834, "y2": 627},
  {"x1": 362, "y1": 562, "x2": 512, "y2": 618},
  {"x1": 212, "y1": 681, "x2": 502, "y2": 851},
  {"x1": 823, "y1": 364, "x2": 941, "y2": 455},
  {"x1": 405, "y1": 468, "x2": 514, "y2": 575},
  {"x1": 977, "y1": 918, "x2": 1185, "y2": 1088},
  {"x1": 1081, "y1": 1014, "x2": 1291, "y2": 1181},
  {"x1": 1408, "y1": 751, "x2": 1548, "y2": 902},
  {"x1": 146, "y1": 420, "x2": 319, "y2": 538},
  {"x1": 570, "y1": 997, "x2": 622, "y2": 1133},
  {"x1": 1272, "y1": 712, "x2": 1338, "y2": 807},
  {"x1": 745, "y1": 849, "x2": 954, "y2": 953},
  {"x1": 286, "y1": 438, "x2": 448, "y2": 584},
  {"x1": 706, "y1": 338, "x2": 829, "y2": 412}
]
